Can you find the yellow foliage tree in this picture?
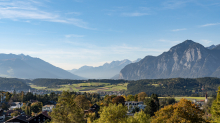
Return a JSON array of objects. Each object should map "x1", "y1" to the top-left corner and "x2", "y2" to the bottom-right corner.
[
  {"x1": 127, "y1": 110, "x2": 151, "y2": 123},
  {"x1": 211, "y1": 86, "x2": 220, "y2": 122},
  {"x1": 151, "y1": 98, "x2": 206, "y2": 123},
  {"x1": 94, "y1": 103, "x2": 127, "y2": 123},
  {"x1": 50, "y1": 91, "x2": 85, "y2": 123},
  {"x1": 138, "y1": 92, "x2": 147, "y2": 102}
]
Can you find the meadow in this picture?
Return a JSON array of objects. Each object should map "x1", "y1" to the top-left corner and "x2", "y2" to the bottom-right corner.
[{"x1": 29, "y1": 82, "x2": 128, "y2": 92}]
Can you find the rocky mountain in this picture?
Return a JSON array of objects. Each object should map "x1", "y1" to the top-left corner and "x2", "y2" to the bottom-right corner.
[
  {"x1": 119, "y1": 40, "x2": 220, "y2": 80},
  {"x1": 0, "y1": 53, "x2": 84, "y2": 79},
  {"x1": 69, "y1": 59, "x2": 141, "y2": 79}
]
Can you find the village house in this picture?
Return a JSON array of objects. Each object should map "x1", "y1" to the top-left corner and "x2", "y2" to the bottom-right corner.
[
  {"x1": 5, "y1": 111, "x2": 51, "y2": 123},
  {"x1": 9, "y1": 102, "x2": 23, "y2": 110},
  {"x1": 125, "y1": 101, "x2": 146, "y2": 112},
  {"x1": 42, "y1": 105, "x2": 55, "y2": 112}
]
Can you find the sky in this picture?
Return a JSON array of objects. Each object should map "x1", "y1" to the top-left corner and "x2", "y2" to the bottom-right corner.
[{"x1": 0, "y1": 0, "x2": 220, "y2": 70}]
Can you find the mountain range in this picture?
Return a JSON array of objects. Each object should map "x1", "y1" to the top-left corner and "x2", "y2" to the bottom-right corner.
[
  {"x1": 68, "y1": 58, "x2": 141, "y2": 79},
  {"x1": 0, "y1": 54, "x2": 83, "y2": 79},
  {"x1": 119, "y1": 40, "x2": 220, "y2": 80}
]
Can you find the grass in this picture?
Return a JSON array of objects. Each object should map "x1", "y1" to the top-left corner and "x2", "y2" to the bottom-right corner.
[
  {"x1": 159, "y1": 97, "x2": 213, "y2": 101},
  {"x1": 29, "y1": 82, "x2": 128, "y2": 92}
]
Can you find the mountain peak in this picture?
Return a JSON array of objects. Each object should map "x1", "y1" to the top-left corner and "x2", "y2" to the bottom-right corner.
[
  {"x1": 169, "y1": 40, "x2": 204, "y2": 52},
  {"x1": 183, "y1": 39, "x2": 195, "y2": 44}
]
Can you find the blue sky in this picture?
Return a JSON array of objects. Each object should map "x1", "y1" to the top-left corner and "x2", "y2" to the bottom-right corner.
[{"x1": 0, "y1": 0, "x2": 220, "y2": 70}]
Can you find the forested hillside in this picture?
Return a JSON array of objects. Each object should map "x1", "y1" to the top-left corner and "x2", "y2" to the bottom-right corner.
[
  {"x1": 126, "y1": 77, "x2": 220, "y2": 96},
  {"x1": 0, "y1": 77, "x2": 31, "y2": 90}
]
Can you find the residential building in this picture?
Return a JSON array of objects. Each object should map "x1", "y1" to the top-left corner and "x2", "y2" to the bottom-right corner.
[
  {"x1": 9, "y1": 102, "x2": 23, "y2": 110},
  {"x1": 125, "y1": 101, "x2": 146, "y2": 112},
  {"x1": 42, "y1": 105, "x2": 55, "y2": 112},
  {"x1": 28, "y1": 111, "x2": 51, "y2": 123}
]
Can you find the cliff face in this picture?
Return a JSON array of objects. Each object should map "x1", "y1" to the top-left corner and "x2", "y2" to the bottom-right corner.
[{"x1": 119, "y1": 40, "x2": 220, "y2": 80}]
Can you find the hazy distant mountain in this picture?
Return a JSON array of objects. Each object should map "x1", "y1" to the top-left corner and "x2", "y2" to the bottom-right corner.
[
  {"x1": 119, "y1": 40, "x2": 220, "y2": 80},
  {"x1": 132, "y1": 58, "x2": 142, "y2": 63},
  {"x1": 206, "y1": 45, "x2": 216, "y2": 49},
  {"x1": 0, "y1": 53, "x2": 84, "y2": 79},
  {"x1": 69, "y1": 59, "x2": 141, "y2": 79}
]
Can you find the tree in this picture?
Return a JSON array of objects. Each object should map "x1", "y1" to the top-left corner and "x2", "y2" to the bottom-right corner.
[
  {"x1": 127, "y1": 95, "x2": 135, "y2": 101},
  {"x1": 31, "y1": 102, "x2": 43, "y2": 113},
  {"x1": 151, "y1": 94, "x2": 159, "y2": 110},
  {"x1": 211, "y1": 86, "x2": 220, "y2": 122},
  {"x1": 50, "y1": 91, "x2": 85, "y2": 123},
  {"x1": 144, "y1": 99, "x2": 157, "y2": 116},
  {"x1": 112, "y1": 96, "x2": 125, "y2": 105},
  {"x1": 5, "y1": 92, "x2": 12, "y2": 102},
  {"x1": 151, "y1": 98, "x2": 206, "y2": 123},
  {"x1": 74, "y1": 95, "x2": 90, "y2": 110},
  {"x1": 94, "y1": 103, "x2": 127, "y2": 123},
  {"x1": 127, "y1": 110, "x2": 151, "y2": 123},
  {"x1": 11, "y1": 111, "x2": 20, "y2": 117},
  {"x1": 138, "y1": 92, "x2": 147, "y2": 102}
]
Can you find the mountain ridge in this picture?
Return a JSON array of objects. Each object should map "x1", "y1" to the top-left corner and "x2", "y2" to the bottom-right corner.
[
  {"x1": 69, "y1": 58, "x2": 141, "y2": 79},
  {"x1": 119, "y1": 40, "x2": 220, "y2": 80},
  {"x1": 0, "y1": 53, "x2": 84, "y2": 79}
]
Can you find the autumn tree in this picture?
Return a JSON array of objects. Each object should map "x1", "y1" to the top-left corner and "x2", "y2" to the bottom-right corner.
[
  {"x1": 11, "y1": 111, "x2": 21, "y2": 117},
  {"x1": 112, "y1": 96, "x2": 125, "y2": 105},
  {"x1": 151, "y1": 98, "x2": 206, "y2": 123},
  {"x1": 94, "y1": 103, "x2": 127, "y2": 123},
  {"x1": 138, "y1": 92, "x2": 147, "y2": 102},
  {"x1": 211, "y1": 86, "x2": 220, "y2": 122},
  {"x1": 50, "y1": 91, "x2": 85, "y2": 123},
  {"x1": 74, "y1": 95, "x2": 90, "y2": 110},
  {"x1": 127, "y1": 110, "x2": 151, "y2": 123}
]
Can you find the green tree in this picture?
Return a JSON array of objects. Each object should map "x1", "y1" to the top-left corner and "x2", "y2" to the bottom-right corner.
[
  {"x1": 144, "y1": 99, "x2": 157, "y2": 116},
  {"x1": 94, "y1": 103, "x2": 127, "y2": 123},
  {"x1": 50, "y1": 91, "x2": 85, "y2": 123},
  {"x1": 31, "y1": 102, "x2": 43, "y2": 113},
  {"x1": 127, "y1": 95, "x2": 135, "y2": 101}
]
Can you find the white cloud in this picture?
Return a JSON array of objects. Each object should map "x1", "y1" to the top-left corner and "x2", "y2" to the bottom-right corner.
[
  {"x1": 0, "y1": 0, "x2": 94, "y2": 29},
  {"x1": 200, "y1": 23, "x2": 220, "y2": 27},
  {"x1": 201, "y1": 39, "x2": 212, "y2": 44},
  {"x1": 65, "y1": 34, "x2": 85, "y2": 38},
  {"x1": 171, "y1": 28, "x2": 187, "y2": 32},
  {"x1": 121, "y1": 12, "x2": 149, "y2": 17}
]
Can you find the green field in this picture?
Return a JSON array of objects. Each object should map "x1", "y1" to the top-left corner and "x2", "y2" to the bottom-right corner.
[
  {"x1": 159, "y1": 97, "x2": 213, "y2": 101},
  {"x1": 29, "y1": 82, "x2": 128, "y2": 92}
]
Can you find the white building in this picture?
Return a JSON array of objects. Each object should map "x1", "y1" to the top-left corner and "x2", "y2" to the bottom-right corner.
[
  {"x1": 42, "y1": 105, "x2": 55, "y2": 112},
  {"x1": 125, "y1": 101, "x2": 146, "y2": 112},
  {"x1": 9, "y1": 102, "x2": 23, "y2": 110}
]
